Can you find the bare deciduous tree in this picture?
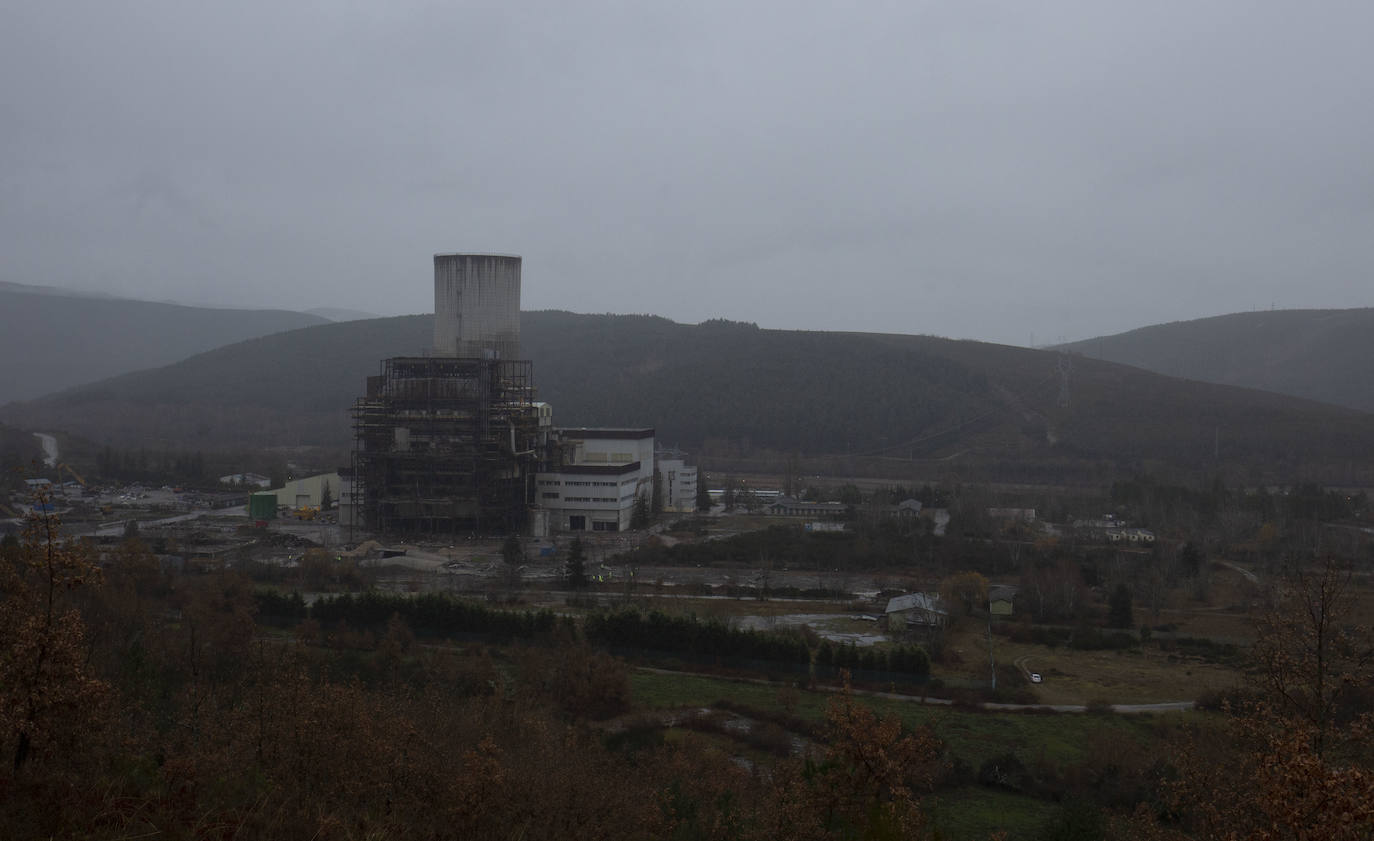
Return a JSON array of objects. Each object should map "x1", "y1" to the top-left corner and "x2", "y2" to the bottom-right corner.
[
  {"x1": 0, "y1": 504, "x2": 107, "y2": 772},
  {"x1": 1253, "y1": 555, "x2": 1373, "y2": 758}
]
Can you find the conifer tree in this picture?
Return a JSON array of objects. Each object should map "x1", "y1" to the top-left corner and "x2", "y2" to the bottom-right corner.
[
  {"x1": 565, "y1": 537, "x2": 588, "y2": 589},
  {"x1": 1108, "y1": 583, "x2": 1134, "y2": 629},
  {"x1": 695, "y1": 478, "x2": 712, "y2": 512},
  {"x1": 630, "y1": 494, "x2": 650, "y2": 529}
]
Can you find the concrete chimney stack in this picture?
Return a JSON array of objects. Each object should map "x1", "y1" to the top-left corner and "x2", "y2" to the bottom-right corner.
[{"x1": 432, "y1": 253, "x2": 521, "y2": 358}]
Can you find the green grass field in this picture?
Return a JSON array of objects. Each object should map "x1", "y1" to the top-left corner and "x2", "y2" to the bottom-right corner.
[
  {"x1": 629, "y1": 669, "x2": 1174, "y2": 768},
  {"x1": 629, "y1": 668, "x2": 1199, "y2": 839},
  {"x1": 924, "y1": 788, "x2": 1060, "y2": 841}
]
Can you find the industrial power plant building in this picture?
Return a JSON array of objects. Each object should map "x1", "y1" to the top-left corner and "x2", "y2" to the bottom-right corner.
[
  {"x1": 351, "y1": 253, "x2": 686, "y2": 538},
  {"x1": 352, "y1": 255, "x2": 548, "y2": 535}
]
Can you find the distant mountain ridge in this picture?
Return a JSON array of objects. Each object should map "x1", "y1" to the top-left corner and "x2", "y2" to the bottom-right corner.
[
  {"x1": 0, "y1": 283, "x2": 329, "y2": 402},
  {"x1": 1057, "y1": 308, "x2": 1374, "y2": 412},
  {"x1": 5, "y1": 310, "x2": 1373, "y2": 484},
  {"x1": 305, "y1": 307, "x2": 380, "y2": 322},
  {"x1": 0, "y1": 280, "x2": 124, "y2": 299}
]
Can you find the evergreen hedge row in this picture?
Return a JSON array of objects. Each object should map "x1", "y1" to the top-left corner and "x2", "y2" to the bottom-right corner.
[
  {"x1": 814, "y1": 639, "x2": 930, "y2": 678},
  {"x1": 254, "y1": 591, "x2": 931, "y2": 679},
  {"x1": 584, "y1": 609, "x2": 812, "y2": 667},
  {"x1": 309, "y1": 591, "x2": 562, "y2": 641}
]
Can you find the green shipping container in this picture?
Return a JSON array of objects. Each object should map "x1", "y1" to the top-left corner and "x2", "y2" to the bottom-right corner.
[{"x1": 249, "y1": 493, "x2": 277, "y2": 520}]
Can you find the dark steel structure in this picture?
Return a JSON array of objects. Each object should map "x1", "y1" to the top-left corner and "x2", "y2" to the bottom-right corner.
[{"x1": 351, "y1": 356, "x2": 542, "y2": 536}]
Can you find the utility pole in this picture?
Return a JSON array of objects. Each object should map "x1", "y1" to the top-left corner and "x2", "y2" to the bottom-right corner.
[
  {"x1": 1057, "y1": 354, "x2": 1072, "y2": 409},
  {"x1": 988, "y1": 609, "x2": 997, "y2": 690}
]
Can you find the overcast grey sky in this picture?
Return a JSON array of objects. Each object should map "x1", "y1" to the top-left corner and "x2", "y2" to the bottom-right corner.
[{"x1": 4, "y1": 1, "x2": 1372, "y2": 345}]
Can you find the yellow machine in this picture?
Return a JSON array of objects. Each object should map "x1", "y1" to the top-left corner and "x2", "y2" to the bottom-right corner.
[
  {"x1": 293, "y1": 506, "x2": 320, "y2": 521},
  {"x1": 57, "y1": 463, "x2": 87, "y2": 487}
]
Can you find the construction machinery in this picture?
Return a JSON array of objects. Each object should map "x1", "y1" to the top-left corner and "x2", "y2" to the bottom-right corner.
[
  {"x1": 56, "y1": 463, "x2": 88, "y2": 495},
  {"x1": 293, "y1": 506, "x2": 320, "y2": 521},
  {"x1": 58, "y1": 463, "x2": 86, "y2": 484}
]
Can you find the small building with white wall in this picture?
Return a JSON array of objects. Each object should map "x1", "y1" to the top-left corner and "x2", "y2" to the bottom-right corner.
[
  {"x1": 766, "y1": 497, "x2": 848, "y2": 518},
  {"x1": 989, "y1": 585, "x2": 1018, "y2": 617},
  {"x1": 988, "y1": 507, "x2": 1037, "y2": 523},
  {"x1": 266, "y1": 472, "x2": 340, "y2": 511},
  {"x1": 884, "y1": 592, "x2": 948, "y2": 629},
  {"x1": 218, "y1": 472, "x2": 272, "y2": 488},
  {"x1": 655, "y1": 448, "x2": 699, "y2": 513}
]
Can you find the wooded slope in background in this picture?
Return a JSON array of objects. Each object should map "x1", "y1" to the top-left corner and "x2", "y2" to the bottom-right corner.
[
  {"x1": 0, "y1": 283, "x2": 327, "y2": 402},
  {"x1": 5, "y1": 311, "x2": 1372, "y2": 483},
  {"x1": 1058, "y1": 308, "x2": 1374, "y2": 413}
]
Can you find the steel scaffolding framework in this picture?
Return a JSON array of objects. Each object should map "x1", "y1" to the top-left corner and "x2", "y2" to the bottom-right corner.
[{"x1": 351, "y1": 356, "x2": 540, "y2": 536}]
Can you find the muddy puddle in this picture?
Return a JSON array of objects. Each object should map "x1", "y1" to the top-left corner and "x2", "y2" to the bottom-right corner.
[{"x1": 732, "y1": 613, "x2": 890, "y2": 646}]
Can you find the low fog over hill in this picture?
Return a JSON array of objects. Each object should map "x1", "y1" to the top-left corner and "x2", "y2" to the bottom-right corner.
[{"x1": 0, "y1": 283, "x2": 327, "y2": 402}]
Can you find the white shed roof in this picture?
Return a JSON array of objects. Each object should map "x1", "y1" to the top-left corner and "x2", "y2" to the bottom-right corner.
[{"x1": 885, "y1": 592, "x2": 946, "y2": 615}]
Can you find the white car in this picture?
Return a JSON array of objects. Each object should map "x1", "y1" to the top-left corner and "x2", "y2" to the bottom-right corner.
[{"x1": 1030, "y1": 673, "x2": 1043, "y2": 683}]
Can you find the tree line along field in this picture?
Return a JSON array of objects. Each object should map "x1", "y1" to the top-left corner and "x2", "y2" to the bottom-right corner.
[{"x1": 5, "y1": 501, "x2": 1373, "y2": 841}]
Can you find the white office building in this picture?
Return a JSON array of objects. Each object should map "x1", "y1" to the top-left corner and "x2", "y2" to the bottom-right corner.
[{"x1": 535, "y1": 428, "x2": 655, "y2": 532}]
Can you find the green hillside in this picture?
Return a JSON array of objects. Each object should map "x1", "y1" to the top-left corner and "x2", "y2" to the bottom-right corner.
[
  {"x1": 1057, "y1": 308, "x2": 1374, "y2": 412},
  {"x1": 3, "y1": 310, "x2": 1372, "y2": 483},
  {"x1": 0, "y1": 283, "x2": 328, "y2": 402}
]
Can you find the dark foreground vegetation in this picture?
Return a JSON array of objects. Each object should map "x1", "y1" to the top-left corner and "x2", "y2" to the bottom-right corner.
[{"x1": 4, "y1": 508, "x2": 1373, "y2": 840}]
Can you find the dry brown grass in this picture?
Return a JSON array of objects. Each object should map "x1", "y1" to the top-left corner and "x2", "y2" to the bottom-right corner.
[
  {"x1": 1158, "y1": 608, "x2": 1255, "y2": 642},
  {"x1": 939, "y1": 623, "x2": 1246, "y2": 706}
]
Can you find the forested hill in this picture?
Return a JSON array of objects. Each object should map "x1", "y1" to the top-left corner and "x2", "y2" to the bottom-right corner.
[
  {"x1": 0, "y1": 422, "x2": 44, "y2": 491},
  {"x1": 3, "y1": 311, "x2": 1373, "y2": 481},
  {"x1": 0, "y1": 313, "x2": 986, "y2": 454},
  {"x1": 526, "y1": 316, "x2": 991, "y2": 457},
  {"x1": 0, "y1": 283, "x2": 327, "y2": 402},
  {"x1": 1056, "y1": 308, "x2": 1374, "y2": 413}
]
